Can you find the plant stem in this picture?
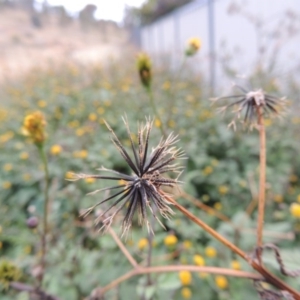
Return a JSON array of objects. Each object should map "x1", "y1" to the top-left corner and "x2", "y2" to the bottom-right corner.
[
  {"x1": 37, "y1": 145, "x2": 50, "y2": 285},
  {"x1": 108, "y1": 227, "x2": 138, "y2": 268},
  {"x1": 256, "y1": 107, "x2": 266, "y2": 261},
  {"x1": 164, "y1": 194, "x2": 300, "y2": 299},
  {"x1": 92, "y1": 266, "x2": 262, "y2": 297},
  {"x1": 163, "y1": 193, "x2": 248, "y2": 260},
  {"x1": 146, "y1": 86, "x2": 166, "y2": 137}
]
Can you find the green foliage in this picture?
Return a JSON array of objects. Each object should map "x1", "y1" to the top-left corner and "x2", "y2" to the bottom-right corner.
[{"x1": 0, "y1": 57, "x2": 300, "y2": 299}]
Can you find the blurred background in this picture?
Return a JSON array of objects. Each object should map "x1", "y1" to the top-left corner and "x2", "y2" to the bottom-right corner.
[{"x1": 1, "y1": 1, "x2": 300, "y2": 300}]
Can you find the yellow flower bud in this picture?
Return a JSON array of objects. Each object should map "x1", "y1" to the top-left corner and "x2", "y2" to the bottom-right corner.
[
  {"x1": 185, "y1": 37, "x2": 201, "y2": 56},
  {"x1": 136, "y1": 53, "x2": 152, "y2": 88}
]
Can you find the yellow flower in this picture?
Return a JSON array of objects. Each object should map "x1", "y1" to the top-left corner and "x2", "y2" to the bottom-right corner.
[
  {"x1": 290, "y1": 203, "x2": 300, "y2": 218},
  {"x1": 164, "y1": 234, "x2": 178, "y2": 247},
  {"x1": 264, "y1": 118, "x2": 272, "y2": 127},
  {"x1": 37, "y1": 100, "x2": 47, "y2": 108},
  {"x1": 23, "y1": 173, "x2": 31, "y2": 181},
  {"x1": 179, "y1": 271, "x2": 192, "y2": 286},
  {"x1": 85, "y1": 177, "x2": 96, "y2": 184},
  {"x1": 3, "y1": 164, "x2": 12, "y2": 172},
  {"x1": 89, "y1": 113, "x2": 97, "y2": 121},
  {"x1": 181, "y1": 287, "x2": 192, "y2": 299},
  {"x1": 22, "y1": 111, "x2": 46, "y2": 145},
  {"x1": 0, "y1": 241, "x2": 2, "y2": 249},
  {"x1": 215, "y1": 275, "x2": 228, "y2": 289},
  {"x1": 205, "y1": 246, "x2": 217, "y2": 258},
  {"x1": 186, "y1": 37, "x2": 201, "y2": 56},
  {"x1": 50, "y1": 145, "x2": 62, "y2": 155},
  {"x1": 194, "y1": 255, "x2": 205, "y2": 266},
  {"x1": 202, "y1": 194, "x2": 210, "y2": 202},
  {"x1": 138, "y1": 238, "x2": 148, "y2": 250},
  {"x1": 76, "y1": 128, "x2": 85, "y2": 136},
  {"x1": 168, "y1": 120, "x2": 176, "y2": 128},
  {"x1": 203, "y1": 166, "x2": 213, "y2": 175},
  {"x1": 2, "y1": 182, "x2": 12, "y2": 189},
  {"x1": 218, "y1": 185, "x2": 229, "y2": 195},
  {"x1": 274, "y1": 194, "x2": 283, "y2": 203},
  {"x1": 214, "y1": 202, "x2": 222, "y2": 210},
  {"x1": 20, "y1": 152, "x2": 29, "y2": 160},
  {"x1": 65, "y1": 171, "x2": 74, "y2": 180},
  {"x1": 231, "y1": 260, "x2": 241, "y2": 270},
  {"x1": 97, "y1": 107, "x2": 105, "y2": 115},
  {"x1": 183, "y1": 240, "x2": 192, "y2": 249},
  {"x1": 73, "y1": 150, "x2": 88, "y2": 159},
  {"x1": 154, "y1": 119, "x2": 161, "y2": 128}
]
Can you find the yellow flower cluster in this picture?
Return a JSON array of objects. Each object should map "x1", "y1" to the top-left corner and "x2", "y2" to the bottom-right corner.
[{"x1": 23, "y1": 111, "x2": 46, "y2": 145}]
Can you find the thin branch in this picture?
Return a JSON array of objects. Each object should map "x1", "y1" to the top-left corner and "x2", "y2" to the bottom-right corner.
[
  {"x1": 10, "y1": 282, "x2": 60, "y2": 300},
  {"x1": 163, "y1": 193, "x2": 248, "y2": 260},
  {"x1": 89, "y1": 265, "x2": 262, "y2": 298},
  {"x1": 179, "y1": 190, "x2": 232, "y2": 224},
  {"x1": 108, "y1": 227, "x2": 139, "y2": 269}
]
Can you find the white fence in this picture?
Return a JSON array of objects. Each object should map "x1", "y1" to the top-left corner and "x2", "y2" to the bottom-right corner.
[{"x1": 140, "y1": 0, "x2": 300, "y2": 92}]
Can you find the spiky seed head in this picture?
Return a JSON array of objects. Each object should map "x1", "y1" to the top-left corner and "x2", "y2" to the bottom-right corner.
[{"x1": 69, "y1": 117, "x2": 185, "y2": 237}]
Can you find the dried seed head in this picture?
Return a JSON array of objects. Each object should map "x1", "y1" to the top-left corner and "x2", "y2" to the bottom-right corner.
[
  {"x1": 211, "y1": 86, "x2": 287, "y2": 130},
  {"x1": 70, "y1": 117, "x2": 185, "y2": 237}
]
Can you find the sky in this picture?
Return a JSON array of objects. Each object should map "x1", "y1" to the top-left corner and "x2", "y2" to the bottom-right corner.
[{"x1": 35, "y1": 0, "x2": 146, "y2": 22}]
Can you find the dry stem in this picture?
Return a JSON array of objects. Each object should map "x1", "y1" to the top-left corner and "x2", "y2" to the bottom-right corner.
[
  {"x1": 256, "y1": 107, "x2": 266, "y2": 261},
  {"x1": 90, "y1": 265, "x2": 262, "y2": 298},
  {"x1": 164, "y1": 193, "x2": 300, "y2": 299}
]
